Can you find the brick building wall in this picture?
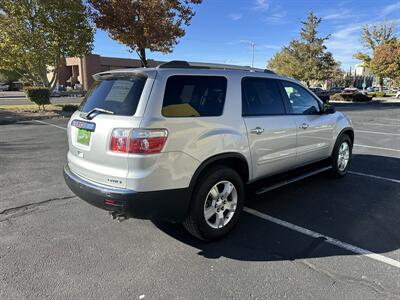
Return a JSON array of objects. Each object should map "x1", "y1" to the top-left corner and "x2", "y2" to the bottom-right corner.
[{"x1": 57, "y1": 54, "x2": 162, "y2": 90}]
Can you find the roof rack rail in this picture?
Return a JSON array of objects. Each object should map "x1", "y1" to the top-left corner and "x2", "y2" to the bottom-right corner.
[{"x1": 157, "y1": 60, "x2": 275, "y2": 74}]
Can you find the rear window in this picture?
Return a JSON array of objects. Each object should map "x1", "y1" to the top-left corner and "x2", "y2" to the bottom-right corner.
[
  {"x1": 162, "y1": 75, "x2": 227, "y2": 117},
  {"x1": 79, "y1": 75, "x2": 147, "y2": 116}
]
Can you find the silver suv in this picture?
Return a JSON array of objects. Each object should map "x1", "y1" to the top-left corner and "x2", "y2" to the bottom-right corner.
[{"x1": 64, "y1": 61, "x2": 354, "y2": 240}]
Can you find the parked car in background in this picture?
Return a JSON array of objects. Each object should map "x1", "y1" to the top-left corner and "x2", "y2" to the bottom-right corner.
[
  {"x1": 343, "y1": 88, "x2": 359, "y2": 94},
  {"x1": 309, "y1": 87, "x2": 324, "y2": 94},
  {"x1": 0, "y1": 84, "x2": 10, "y2": 91},
  {"x1": 309, "y1": 87, "x2": 330, "y2": 102},
  {"x1": 329, "y1": 87, "x2": 343, "y2": 94},
  {"x1": 63, "y1": 60, "x2": 354, "y2": 241},
  {"x1": 69, "y1": 89, "x2": 86, "y2": 97},
  {"x1": 52, "y1": 85, "x2": 85, "y2": 97},
  {"x1": 52, "y1": 85, "x2": 67, "y2": 97}
]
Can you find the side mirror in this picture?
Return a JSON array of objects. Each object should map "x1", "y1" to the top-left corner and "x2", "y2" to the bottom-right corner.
[{"x1": 322, "y1": 103, "x2": 335, "y2": 114}]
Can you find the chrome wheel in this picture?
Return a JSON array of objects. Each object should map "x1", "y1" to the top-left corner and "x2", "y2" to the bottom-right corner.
[
  {"x1": 203, "y1": 180, "x2": 238, "y2": 229},
  {"x1": 337, "y1": 142, "x2": 350, "y2": 171}
]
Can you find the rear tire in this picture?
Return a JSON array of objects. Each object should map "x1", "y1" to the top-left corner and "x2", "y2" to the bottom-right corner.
[
  {"x1": 330, "y1": 134, "x2": 352, "y2": 177},
  {"x1": 183, "y1": 166, "x2": 245, "y2": 241}
]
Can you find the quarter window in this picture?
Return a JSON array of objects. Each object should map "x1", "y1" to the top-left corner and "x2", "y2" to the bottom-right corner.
[
  {"x1": 242, "y1": 78, "x2": 286, "y2": 116},
  {"x1": 162, "y1": 76, "x2": 227, "y2": 117},
  {"x1": 281, "y1": 81, "x2": 320, "y2": 114}
]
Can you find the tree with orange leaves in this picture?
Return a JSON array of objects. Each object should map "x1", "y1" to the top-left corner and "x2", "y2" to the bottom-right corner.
[
  {"x1": 370, "y1": 42, "x2": 400, "y2": 84},
  {"x1": 89, "y1": 0, "x2": 202, "y2": 67}
]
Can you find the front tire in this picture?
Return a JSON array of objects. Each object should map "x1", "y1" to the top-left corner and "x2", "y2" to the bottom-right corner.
[
  {"x1": 330, "y1": 134, "x2": 352, "y2": 177},
  {"x1": 183, "y1": 166, "x2": 245, "y2": 241}
]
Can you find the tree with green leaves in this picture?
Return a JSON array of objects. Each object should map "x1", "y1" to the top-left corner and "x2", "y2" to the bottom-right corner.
[
  {"x1": 0, "y1": 69, "x2": 20, "y2": 84},
  {"x1": 267, "y1": 12, "x2": 340, "y2": 86},
  {"x1": 353, "y1": 20, "x2": 397, "y2": 68},
  {"x1": 89, "y1": 0, "x2": 202, "y2": 67},
  {"x1": 0, "y1": 0, "x2": 94, "y2": 88}
]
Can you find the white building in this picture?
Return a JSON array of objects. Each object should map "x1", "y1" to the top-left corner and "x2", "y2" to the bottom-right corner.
[{"x1": 354, "y1": 64, "x2": 370, "y2": 76}]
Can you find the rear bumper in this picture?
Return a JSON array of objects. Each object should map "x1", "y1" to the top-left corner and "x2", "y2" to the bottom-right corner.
[{"x1": 63, "y1": 164, "x2": 191, "y2": 222}]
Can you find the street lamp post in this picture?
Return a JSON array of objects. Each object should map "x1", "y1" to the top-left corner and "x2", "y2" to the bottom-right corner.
[
  {"x1": 251, "y1": 41, "x2": 255, "y2": 68},
  {"x1": 240, "y1": 40, "x2": 255, "y2": 68},
  {"x1": 362, "y1": 67, "x2": 366, "y2": 92}
]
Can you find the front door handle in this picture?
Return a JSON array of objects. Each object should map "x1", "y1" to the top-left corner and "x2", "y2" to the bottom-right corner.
[
  {"x1": 250, "y1": 127, "x2": 264, "y2": 135},
  {"x1": 300, "y1": 123, "x2": 309, "y2": 130}
]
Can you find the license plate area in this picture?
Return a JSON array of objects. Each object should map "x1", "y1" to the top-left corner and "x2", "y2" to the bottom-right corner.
[
  {"x1": 72, "y1": 120, "x2": 96, "y2": 146},
  {"x1": 77, "y1": 128, "x2": 91, "y2": 146}
]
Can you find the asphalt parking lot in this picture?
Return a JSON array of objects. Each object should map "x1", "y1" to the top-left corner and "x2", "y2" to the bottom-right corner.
[{"x1": 1, "y1": 102, "x2": 399, "y2": 299}]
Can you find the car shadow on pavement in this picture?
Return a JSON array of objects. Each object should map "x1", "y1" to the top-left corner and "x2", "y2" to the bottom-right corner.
[{"x1": 154, "y1": 154, "x2": 400, "y2": 262}]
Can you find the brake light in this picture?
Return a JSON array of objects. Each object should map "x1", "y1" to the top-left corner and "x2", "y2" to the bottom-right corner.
[
  {"x1": 110, "y1": 129, "x2": 130, "y2": 153},
  {"x1": 110, "y1": 128, "x2": 168, "y2": 154},
  {"x1": 129, "y1": 129, "x2": 168, "y2": 154}
]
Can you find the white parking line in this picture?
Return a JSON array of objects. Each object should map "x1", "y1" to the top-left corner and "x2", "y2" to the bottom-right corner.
[
  {"x1": 350, "y1": 117, "x2": 399, "y2": 123},
  {"x1": 34, "y1": 120, "x2": 67, "y2": 131},
  {"x1": 354, "y1": 144, "x2": 400, "y2": 152},
  {"x1": 379, "y1": 117, "x2": 399, "y2": 122},
  {"x1": 364, "y1": 117, "x2": 399, "y2": 123},
  {"x1": 244, "y1": 207, "x2": 400, "y2": 269},
  {"x1": 355, "y1": 130, "x2": 400, "y2": 137},
  {"x1": 349, "y1": 171, "x2": 400, "y2": 184},
  {"x1": 353, "y1": 122, "x2": 400, "y2": 127}
]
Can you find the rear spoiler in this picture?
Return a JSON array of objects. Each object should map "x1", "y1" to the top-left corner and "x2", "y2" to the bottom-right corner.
[{"x1": 92, "y1": 69, "x2": 156, "y2": 81}]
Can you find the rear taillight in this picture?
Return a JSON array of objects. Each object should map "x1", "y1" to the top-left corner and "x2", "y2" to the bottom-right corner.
[
  {"x1": 110, "y1": 129, "x2": 130, "y2": 153},
  {"x1": 110, "y1": 128, "x2": 168, "y2": 154},
  {"x1": 129, "y1": 129, "x2": 168, "y2": 154}
]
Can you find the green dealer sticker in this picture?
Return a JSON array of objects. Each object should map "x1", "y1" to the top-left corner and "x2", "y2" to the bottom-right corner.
[{"x1": 77, "y1": 129, "x2": 91, "y2": 146}]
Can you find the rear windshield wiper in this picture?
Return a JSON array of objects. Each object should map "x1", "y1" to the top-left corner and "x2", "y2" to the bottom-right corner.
[{"x1": 81, "y1": 107, "x2": 114, "y2": 120}]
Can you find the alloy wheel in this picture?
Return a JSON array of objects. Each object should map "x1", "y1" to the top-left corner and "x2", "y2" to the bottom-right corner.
[
  {"x1": 203, "y1": 180, "x2": 238, "y2": 229},
  {"x1": 337, "y1": 142, "x2": 350, "y2": 171}
]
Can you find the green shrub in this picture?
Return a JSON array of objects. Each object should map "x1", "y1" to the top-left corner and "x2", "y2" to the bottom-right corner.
[
  {"x1": 61, "y1": 104, "x2": 79, "y2": 112},
  {"x1": 24, "y1": 87, "x2": 51, "y2": 110},
  {"x1": 330, "y1": 93, "x2": 372, "y2": 102}
]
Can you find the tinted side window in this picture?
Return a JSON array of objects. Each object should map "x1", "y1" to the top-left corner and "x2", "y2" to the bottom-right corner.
[
  {"x1": 162, "y1": 76, "x2": 227, "y2": 117},
  {"x1": 242, "y1": 78, "x2": 286, "y2": 116},
  {"x1": 281, "y1": 81, "x2": 320, "y2": 114}
]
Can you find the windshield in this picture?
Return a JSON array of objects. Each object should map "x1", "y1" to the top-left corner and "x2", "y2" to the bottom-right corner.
[{"x1": 79, "y1": 75, "x2": 147, "y2": 116}]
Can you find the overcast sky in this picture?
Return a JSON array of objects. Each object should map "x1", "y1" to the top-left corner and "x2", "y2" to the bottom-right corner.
[{"x1": 93, "y1": 0, "x2": 400, "y2": 71}]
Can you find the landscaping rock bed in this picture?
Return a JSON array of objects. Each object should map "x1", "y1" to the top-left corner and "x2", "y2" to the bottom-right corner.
[{"x1": 330, "y1": 92, "x2": 372, "y2": 102}]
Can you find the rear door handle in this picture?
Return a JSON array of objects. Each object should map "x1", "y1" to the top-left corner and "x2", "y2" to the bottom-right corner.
[
  {"x1": 250, "y1": 127, "x2": 264, "y2": 135},
  {"x1": 300, "y1": 123, "x2": 309, "y2": 130}
]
